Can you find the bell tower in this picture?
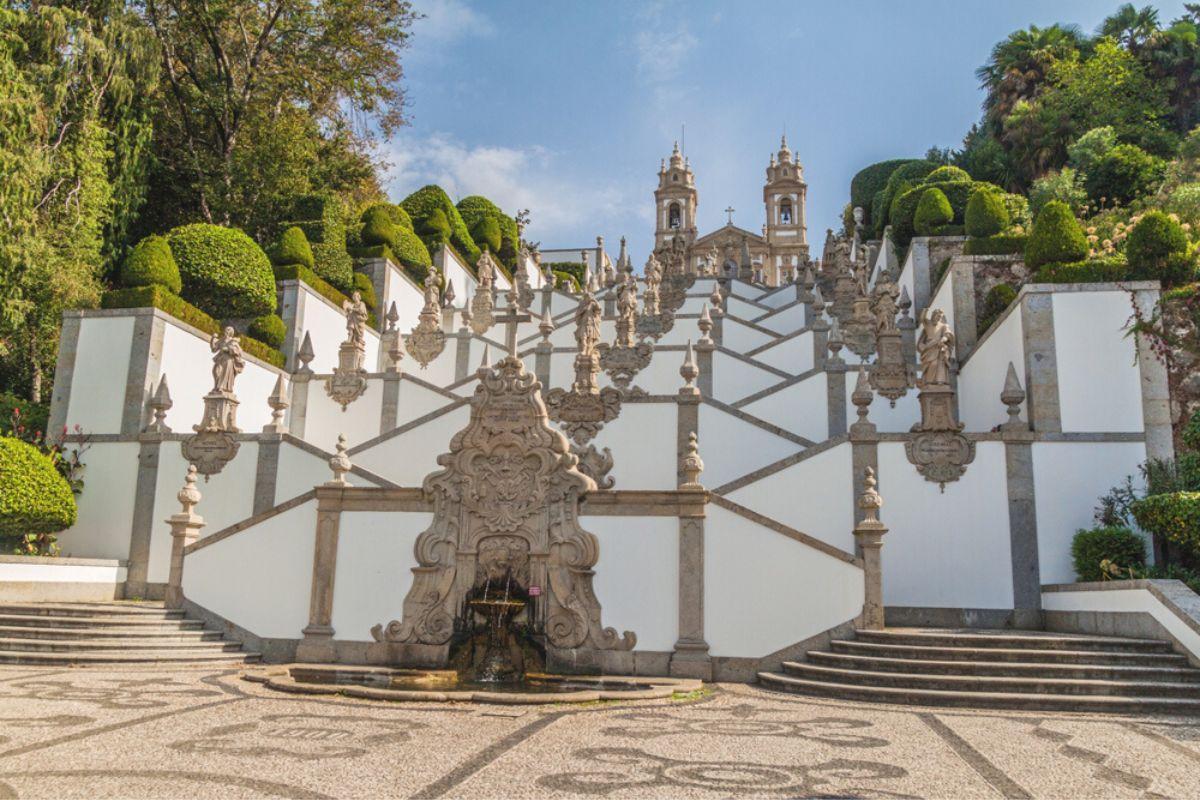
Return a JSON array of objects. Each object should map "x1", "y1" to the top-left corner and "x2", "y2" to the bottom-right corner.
[
  {"x1": 763, "y1": 135, "x2": 809, "y2": 282},
  {"x1": 654, "y1": 142, "x2": 698, "y2": 250}
]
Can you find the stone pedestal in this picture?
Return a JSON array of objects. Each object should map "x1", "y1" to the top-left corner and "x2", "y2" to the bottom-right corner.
[
  {"x1": 164, "y1": 512, "x2": 204, "y2": 609},
  {"x1": 854, "y1": 525, "x2": 887, "y2": 630},
  {"x1": 325, "y1": 340, "x2": 368, "y2": 410}
]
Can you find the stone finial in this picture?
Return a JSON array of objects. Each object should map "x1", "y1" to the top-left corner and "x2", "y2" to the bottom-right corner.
[
  {"x1": 387, "y1": 325, "x2": 406, "y2": 372},
  {"x1": 1000, "y1": 361, "x2": 1027, "y2": 431},
  {"x1": 460, "y1": 293, "x2": 473, "y2": 331},
  {"x1": 297, "y1": 331, "x2": 315, "y2": 374},
  {"x1": 851, "y1": 364, "x2": 875, "y2": 435},
  {"x1": 898, "y1": 285, "x2": 912, "y2": 319},
  {"x1": 177, "y1": 464, "x2": 202, "y2": 517},
  {"x1": 326, "y1": 434, "x2": 351, "y2": 487},
  {"x1": 264, "y1": 374, "x2": 289, "y2": 433},
  {"x1": 708, "y1": 283, "x2": 724, "y2": 317},
  {"x1": 385, "y1": 301, "x2": 400, "y2": 333},
  {"x1": 146, "y1": 375, "x2": 173, "y2": 433},
  {"x1": 827, "y1": 317, "x2": 845, "y2": 364},
  {"x1": 698, "y1": 304, "x2": 713, "y2": 344},
  {"x1": 442, "y1": 279, "x2": 456, "y2": 308},
  {"x1": 680, "y1": 431, "x2": 705, "y2": 491},
  {"x1": 812, "y1": 285, "x2": 826, "y2": 315},
  {"x1": 480, "y1": 343, "x2": 491, "y2": 369},
  {"x1": 857, "y1": 467, "x2": 885, "y2": 531},
  {"x1": 539, "y1": 309, "x2": 555, "y2": 342},
  {"x1": 679, "y1": 340, "x2": 699, "y2": 394}
]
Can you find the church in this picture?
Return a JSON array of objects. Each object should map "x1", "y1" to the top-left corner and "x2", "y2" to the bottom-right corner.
[{"x1": 654, "y1": 137, "x2": 810, "y2": 285}]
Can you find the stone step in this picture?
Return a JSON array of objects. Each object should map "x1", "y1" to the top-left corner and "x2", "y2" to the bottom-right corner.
[
  {"x1": 0, "y1": 602, "x2": 182, "y2": 619},
  {"x1": 0, "y1": 637, "x2": 243, "y2": 653},
  {"x1": 0, "y1": 649, "x2": 261, "y2": 666},
  {"x1": 856, "y1": 628, "x2": 1173, "y2": 654},
  {"x1": 0, "y1": 624, "x2": 221, "y2": 642},
  {"x1": 830, "y1": 640, "x2": 1190, "y2": 667},
  {"x1": 780, "y1": 661, "x2": 1200, "y2": 698},
  {"x1": 757, "y1": 671, "x2": 1200, "y2": 714},
  {"x1": 0, "y1": 613, "x2": 203, "y2": 630},
  {"x1": 808, "y1": 651, "x2": 1200, "y2": 683}
]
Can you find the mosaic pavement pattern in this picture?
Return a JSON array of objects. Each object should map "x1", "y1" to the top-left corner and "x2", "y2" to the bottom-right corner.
[{"x1": 0, "y1": 665, "x2": 1197, "y2": 798}]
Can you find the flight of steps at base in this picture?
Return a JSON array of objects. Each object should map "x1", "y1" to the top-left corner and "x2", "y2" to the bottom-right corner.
[
  {"x1": 758, "y1": 628, "x2": 1200, "y2": 714},
  {"x1": 0, "y1": 602, "x2": 259, "y2": 666}
]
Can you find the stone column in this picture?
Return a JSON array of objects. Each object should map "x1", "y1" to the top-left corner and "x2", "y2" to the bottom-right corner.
[
  {"x1": 1133, "y1": 286, "x2": 1175, "y2": 465},
  {"x1": 253, "y1": 435, "x2": 281, "y2": 515},
  {"x1": 165, "y1": 465, "x2": 205, "y2": 610},
  {"x1": 125, "y1": 436, "x2": 162, "y2": 599},
  {"x1": 121, "y1": 312, "x2": 166, "y2": 436},
  {"x1": 1020, "y1": 291, "x2": 1062, "y2": 433},
  {"x1": 297, "y1": 487, "x2": 343, "y2": 663},
  {"x1": 454, "y1": 329, "x2": 472, "y2": 381},
  {"x1": 671, "y1": 432, "x2": 711, "y2": 680},
  {"x1": 825, "y1": 360, "x2": 848, "y2": 438},
  {"x1": 853, "y1": 467, "x2": 888, "y2": 630},
  {"x1": 695, "y1": 339, "x2": 715, "y2": 397},
  {"x1": 948, "y1": 258, "x2": 978, "y2": 361},
  {"x1": 290, "y1": 373, "x2": 311, "y2": 440},
  {"x1": 380, "y1": 372, "x2": 401, "y2": 431},
  {"x1": 1004, "y1": 431, "x2": 1041, "y2": 628}
]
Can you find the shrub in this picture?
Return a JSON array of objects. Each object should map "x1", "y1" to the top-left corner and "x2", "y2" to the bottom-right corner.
[
  {"x1": 0, "y1": 437, "x2": 77, "y2": 549},
  {"x1": 457, "y1": 195, "x2": 519, "y2": 271},
  {"x1": 914, "y1": 188, "x2": 954, "y2": 235},
  {"x1": 119, "y1": 235, "x2": 181, "y2": 294},
  {"x1": 471, "y1": 214, "x2": 502, "y2": 254},
  {"x1": 1130, "y1": 492, "x2": 1200, "y2": 558},
  {"x1": 276, "y1": 194, "x2": 354, "y2": 291},
  {"x1": 922, "y1": 165, "x2": 971, "y2": 184},
  {"x1": 421, "y1": 207, "x2": 452, "y2": 240},
  {"x1": 965, "y1": 189, "x2": 1010, "y2": 238},
  {"x1": 273, "y1": 226, "x2": 315, "y2": 270},
  {"x1": 1085, "y1": 144, "x2": 1166, "y2": 207},
  {"x1": 877, "y1": 159, "x2": 939, "y2": 234},
  {"x1": 401, "y1": 185, "x2": 481, "y2": 265},
  {"x1": 1025, "y1": 201, "x2": 1088, "y2": 270},
  {"x1": 552, "y1": 270, "x2": 581, "y2": 291},
  {"x1": 850, "y1": 159, "x2": 914, "y2": 228},
  {"x1": 1125, "y1": 211, "x2": 1195, "y2": 287},
  {"x1": 1183, "y1": 409, "x2": 1200, "y2": 451},
  {"x1": 963, "y1": 235, "x2": 1028, "y2": 256},
  {"x1": 384, "y1": 203, "x2": 414, "y2": 231},
  {"x1": 247, "y1": 314, "x2": 286, "y2": 349},
  {"x1": 352, "y1": 272, "x2": 377, "y2": 310},
  {"x1": 0, "y1": 393, "x2": 49, "y2": 441},
  {"x1": 1067, "y1": 126, "x2": 1117, "y2": 174},
  {"x1": 101, "y1": 286, "x2": 286, "y2": 368},
  {"x1": 1071, "y1": 526, "x2": 1146, "y2": 582},
  {"x1": 360, "y1": 205, "x2": 398, "y2": 248},
  {"x1": 977, "y1": 283, "x2": 1017, "y2": 335},
  {"x1": 1032, "y1": 256, "x2": 1128, "y2": 284},
  {"x1": 1029, "y1": 168, "x2": 1088, "y2": 217},
  {"x1": 166, "y1": 223, "x2": 277, "y2": 319}
]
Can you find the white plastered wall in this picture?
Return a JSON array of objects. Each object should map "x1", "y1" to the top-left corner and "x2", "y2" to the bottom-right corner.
[
  {"x1": 878, "y1": 441, "x2": 1014, "y2": 609},
  {"x1": 353, "y1": 404, "x2": 471, "y2": 485},
  {"x1": 301, "y1": 381, "x2": 384, "y2": 448},
  {"x1": 698, "y1": 404, "x2": 802, "y2": 489},
  {"x1": 714, "y1": 352, "x2": 785, "y2": 404},
  {"x1": 588, "y1": 403, "x2": 677, "y2": 490},
  {"x1": 393, "y1": 380, "x2": 457, "y2": 430},
  {"x1": 928, "y1": 267, "x2": 956, "y2": 332},
  {"x1": 740, "y1": 374, "x2": 828, "y2": 442},
  {"x1": 66, "y1": 317, "x2": 135, "y2": 434},
  {"x1": 845, "y1": 381, "x2": 921, "y2": 433},
  {"x1": 296, "y1": 285, "x2": 380, "y2": 374},
  {"x1": 590, "y1": 516, "x2": 678, "y2": 652},
  {"x1": 755, "y1": 303, "x2": 806, "y2": 336},
  {"x1": 380, "y1": 265, "x2": 426, "y2": 335},
  {"x1": 331, "y1": 511, "x2": 431, "y2": 641},
  {"x1": 1042, "y1": 586, "x2": 1200, "y2": 661},
  {"x1": 958, "y1": 304, "x2": 1025, "y2": 432},
  {"x1": 183, "y1": 499, "x2": 316, "y2": 639},
  {"x1": 56, "y1": 442, "x2": 140, "y2": 561},
  {"x1": 753, "y1": 333, "x2": 813, "y2": 375},
  {"x1": 1053, "y1": 291, "x2": 1143, "y2": 433},
  {"x1": 720, "y1": 319, "x2": 775, "y2": 352},
  {"x1": 704, "y1": 504, "x2": 863, "y2": 657},
  {"x1": 274, "y1": 441, "x2": 343, "y2": 502}
]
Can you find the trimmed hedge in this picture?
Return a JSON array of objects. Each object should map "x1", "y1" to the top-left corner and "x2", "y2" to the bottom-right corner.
[
  {"x1": 914, "y1": 188, "x2": 953, "y2": 235},
  {"x1": 276, "y1": 194, "x2": 354, "y2": 291},
  {"x1": 273, "y1": 226, "x2": 315, "y2": 270},
  {"x1": 457, "y1": 195, "x2": 518, "y2": 272},
  {"x1": 471, "y1": 215, "x2": 502, "y2": 254},
  {"x1": 101, "y1": 286, "x2": 285, "y2": 368},
  {"x1": 963, "y1": 234, "x2": 1028, "y2": 256},
  {"x1": 965, "y1": 189, "x2": 1010, "y2": 238},
  {"x1": 0, "y1": 437, "x2": 77, "y2": 542},
  {"x1": 850, "y1": 159, "x2": 914, "y2": 229},
  {"x1": 248, "y1": 314, "x2": 286, "y2": 349},
  {"x1": 119, "y1": 235, "x2": 181, "y2": 294},
  {"x1": 1071, "y1": 526, "x2": 1146, "y2": 582},
  {"x1": 1126, "y1": 211, "x2": 1195, "y2": 288},
  {"x1": 923, "y1": 165, "x2": 971, "y2": 184},
  {"x1": 166, "y1": 223, "x2": 277, "y2": 319},
  {"x1": 876, "y1": 159, "x2": 938, "y2": 234},
  {"x1": 1032, "y1": 256, "x2": 1129, "y2": 284},
  {"x1": 352, "y1": 272, "x2": 377, "y2": 310},
  {"x1": 356, "y1": 203, "x2": 433, "y2": 280},
  {"x1": 1085, "y1": 144, "x2": 1166, "y2": 207},
  {"x1": 1025, "y1": 201, "x2": 1087, "y2": 270},
  {"x1": 1130, "y1": 492, "x2": 1200, "y2": 557},
  {"x1": 891, "y1": 179, "x2": 1003, "y2": 247},
  {"x1": 401, "y1": 185, "x2": 481, "y2": 267},
  {"x1": 977, "y1": 283, "x2": 1017, "y2": 336},
  {"x1": 361, "y1": 205, "x2": 397, "y2": 247},
  {"x1": 273, "y1": 263, "x2": 378, "y2": 328},
  {"x1": 552, "y1": 270, "x2": 581, "y2": 291}
]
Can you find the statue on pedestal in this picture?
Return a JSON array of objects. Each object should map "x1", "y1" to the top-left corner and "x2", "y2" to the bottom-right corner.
[
  {"x1": 906, "y1": 308, "x2": 974, "y2": 489},
  {"x1": 183, "y1": 327, "x2": 244, "y2": 477},
  {"x1": 325, "y1": 291, "x2": 371, "y2": 410}
]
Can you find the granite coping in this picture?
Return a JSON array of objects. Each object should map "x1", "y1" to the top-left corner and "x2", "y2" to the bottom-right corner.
[
  {"x1": 0, "y1": 554, "x2": 127, "y2": 568},
  {"x1": 1042, "y1": 579, "x2": 1200, "y2": 639}
]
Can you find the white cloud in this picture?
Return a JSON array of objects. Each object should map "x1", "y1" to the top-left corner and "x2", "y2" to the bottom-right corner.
[
  {"x1": 414, "y1": 0, "x2": 494, "y2": 43},
  {"x1": 380, "y1": 133, "x2": 639, "y2": 245},
  {"x1": 634, "y1": 26, "x2": 697, "y2": 81}
]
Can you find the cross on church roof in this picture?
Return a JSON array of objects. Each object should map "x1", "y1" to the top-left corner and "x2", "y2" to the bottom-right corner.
[{"x1": 724, "y1": 206, "x2": 735, "y2": 225}]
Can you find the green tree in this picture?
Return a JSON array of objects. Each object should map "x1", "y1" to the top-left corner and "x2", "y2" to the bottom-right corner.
[{"x1": 976, "y1": 24, "x2": 1089, "y2": 139}]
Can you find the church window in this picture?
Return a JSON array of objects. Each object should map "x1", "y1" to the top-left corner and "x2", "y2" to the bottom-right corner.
[
  {"x1": 668, "y1": 202, "x2": 681, "y2": 229},
  {"x1": 672, "y1": 174, "x2": 679, "y2": 182},
  {"x1": 780, "y1": 198, "x2": 793, "y2": 224}
]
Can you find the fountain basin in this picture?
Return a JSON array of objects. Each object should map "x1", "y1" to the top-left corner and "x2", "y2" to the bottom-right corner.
[{"x1": 243, "y1": 664, "x2": 702, "y2": 704}]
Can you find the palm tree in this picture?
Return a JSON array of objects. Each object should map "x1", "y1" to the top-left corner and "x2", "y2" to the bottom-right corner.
[
  {"x1": 976, "y1": 24, "x2": 1089, "y2": 137},
  {"x1": 1143, "y1": 18, "x2": 1200, "y2": 132},
  {"x1": 1098, "y1": 4, "x2": 1161, "y2": 54}
]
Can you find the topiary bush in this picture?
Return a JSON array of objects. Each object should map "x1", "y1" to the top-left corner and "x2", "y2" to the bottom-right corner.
[
  {"x1": 273, "y1": 226, "x2": 315, "y2": 270},
  {"x1": 457, "y1": 195, "x2": 518, "y2": 272},
  {"x1": 850, "y1": 159, "x2": 915, "y2": 229},
  {"x1": 401, "y1": 185, "x2": 481, "y2": 266},
  {"x1": 963, "y1": 234, "x2": 1028, "y2": 256},
  {"x1": 1085, "y1": 144, "x2": 1166, "y2": 207},
  {"x1": 1071, "y1": 526, "x2": 1146, "y2": 582},
  {"x1": 922, "y1": 165, "x2": 971, "y2": 184},
  {"x1": 421, "y1": 207, "x2": 452, "y2": 241},
  {"x1": 352, "y1": 272, "x2": 377, "y2": 310},
  {"x1": 1029, "y1": 168, "x2": 1088, "y2": 217},
  {"x1": 914, "y1": 188, "x2": 954, "y2": 235},
  {"x1": 1125, "y1": 211, "x2": 1195, "y2": 288},
  {"x1": 119, "y1": 235, "x2": 181, "y2": 294},
  {"x1": 166, "y1": 223, "x2": 277, "y2": 319},
  {"x1": 1033, "y1": 256, "x2": 1128, "y2": 284},
  {"x1": 965, "y1": 189, "x2": 1010, "y2": 238},
  {"x1": 275, "y1": 194, "x2": 354, "y2": 291},
  {"x1": 470, "y1": 214, "x2": 502, "y2": 254},
  {"x1": 1130, "y1": 492, "x2": 1200, "y2": 559},
  {"x1": 977, "y1": 283, "x2": 1017, "y2": 335},
  {"x1": 0, "y1": 437, "x2": 77, "y2": 552},
  {"x1": 360, "y1": 205, "x2": 397, "y2": 248},
  {"x1": 247, "y1": 314, "x2": 286, "y2": 349},
  {"x1": 1025, "y1": 201, "x2": 1088, "y2": 270},
  {"x1": 876, "y1": 159, "x2": 939, "y2": 235}
]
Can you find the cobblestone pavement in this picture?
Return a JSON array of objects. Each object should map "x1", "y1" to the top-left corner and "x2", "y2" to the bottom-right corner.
[{"x1": 0, "y1": 665, "x2": 1197, "y2": 799}]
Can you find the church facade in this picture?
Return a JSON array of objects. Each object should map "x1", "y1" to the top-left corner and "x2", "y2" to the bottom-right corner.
[{"x1": 653, "y1": 137, "x2": 810, "y2": 285}]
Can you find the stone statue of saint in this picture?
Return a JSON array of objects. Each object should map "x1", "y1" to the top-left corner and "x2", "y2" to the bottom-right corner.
[
  {"x1": 477, "y1": 251, "x2": 495, "y2": 289},
  {"x1": 917, "y1": 309, "x2": 955, "y2": 388},
  {"x1": 575, "y1": 289, "x2": 602, "y2": 354},
  {"x1": 343, "y1": 291, "x2": 369, "y2": 347},
  {"x1": 209, "y1": 327, "x2": 244, "y2": 395},
  {"x1": 423, "y1": 270, "x2": 440, "y2": 311}
]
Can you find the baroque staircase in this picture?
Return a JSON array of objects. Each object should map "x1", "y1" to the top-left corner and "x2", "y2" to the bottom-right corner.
[
  {"x1": 0, "y1": 602, "x2": 259, "y2": 666},
  {"x1": 758, "y1": 628, "x2": 1200, "y2": 714}
]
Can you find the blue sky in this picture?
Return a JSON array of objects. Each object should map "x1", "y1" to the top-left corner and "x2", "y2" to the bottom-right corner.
[{"x1": 385, "y1": 0, "x2": 1189, "y2": 261}]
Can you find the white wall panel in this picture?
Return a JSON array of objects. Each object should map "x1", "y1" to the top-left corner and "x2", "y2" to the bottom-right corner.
[
  {"x1": 714, "y1": 351, "x2": 784, "y2": 404},
  {"x1": 353, "y1": 405, "x2": 471, "y2": 485},
  {"x1": 740, "y1": 374, "x2": 828, "y2": 442},
  {"x1": 590, "y1": 516, "x2": 678, "y2": 652},
  {"x1": 698, "y1": 404, "x2": 802, "y2": 489},
  {"x1": 1053, "y1": 291, "x2": 1143, "y2": 433},
  {"x1": 959, "y1": 306, "x2": 1025, "y2": 432},
  {"x1": 56, "y1": 443, "x2": 140, "y2": 561},
  {"x1": 754, "y1": 332, "x2": 813, "y2": 375},
  {"x1": 331, "y1": 511, "x2": 430, "y2": 641},
  {"x1": 67, "y1": 317, "x2": 134, "y2": 433},
  {"x1": 589, "y1": 403, "x2": 677, "y2": 490}
]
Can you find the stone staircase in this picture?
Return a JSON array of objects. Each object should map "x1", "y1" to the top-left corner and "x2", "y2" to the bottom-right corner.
[
  {"x1": 758, "y1": 628, "x2": 1200, "y2": 714},
  {"x1": 0, "y1": 602, "x2": 259, "y2": 666}
]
